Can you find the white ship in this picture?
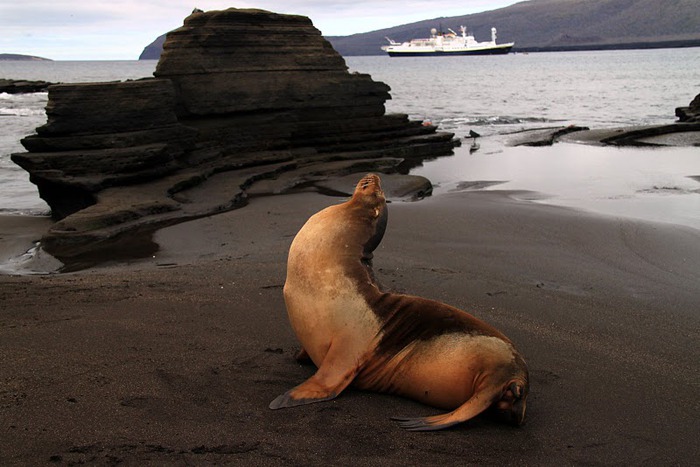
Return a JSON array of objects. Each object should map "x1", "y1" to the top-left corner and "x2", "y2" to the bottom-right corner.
[{"x1": 382, "y1": 26, "x2": 514, "y2": 57}]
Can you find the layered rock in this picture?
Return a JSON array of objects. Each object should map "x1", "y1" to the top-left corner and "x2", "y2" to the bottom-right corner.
[
  {"x1": 0, "y1": 79, "x2": 54, "y2": 94},
  {"x1": 676, "y1": 93, "x2": 700, "y2": 123},
  {"x1": 12, "y1": 8, "x2": 457, "y2": 264},
  {"x1": 13, "y1": 79, "x2": 197, "y2": 219},
  {"x1": 507, "y1": 93, "x2": 700, "y2": 147}
]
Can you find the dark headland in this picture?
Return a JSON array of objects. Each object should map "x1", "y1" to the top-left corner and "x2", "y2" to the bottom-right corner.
[
  {"x1": 2, "y1": 7, "x2": 699, "y2": 466},
  {"x1": 139, "y1": 0, "x2": 700, "y2": 59},
  {"x1": 326, "y1": 0, "x2": 700, "y2": 57}
]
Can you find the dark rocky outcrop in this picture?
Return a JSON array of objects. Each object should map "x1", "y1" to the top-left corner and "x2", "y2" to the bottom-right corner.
[
  {"x1": 506, "y1": 94, "x2": 700, "y2": 148},
  {"x1": 596, "y1": 122, "x2": 700, "y2": 146},
  {"x1": 506, "y1": 125, "x2": 589, "y2": 146},
  {"x1": 0, "y1": 79, "x2": 55, "y2": 94},
  {"x1": 675, "y1": 93, "x2": 700, "y2": 123},
  {"x1": 509, "y1": 122, "x2": 700, "y2": 147},
  {"x1": 138, "y1": 35, "x2": 166, "y2": 60},
  {"x1": 14, "y1": 79, "x2": 197, "y2": 219},
  {"x1": 12, "y1": 8, "x2": 457, "y2": 263}
]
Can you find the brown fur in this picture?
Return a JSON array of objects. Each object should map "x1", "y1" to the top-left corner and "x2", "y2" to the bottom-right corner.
[{"x1": 270, "y1": 173, "x2": 529, "y2": 430}]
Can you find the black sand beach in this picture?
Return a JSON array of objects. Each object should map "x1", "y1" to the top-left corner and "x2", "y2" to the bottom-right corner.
[{"x1": 1, "y1": 189, "x2": 699, "y2": 465}]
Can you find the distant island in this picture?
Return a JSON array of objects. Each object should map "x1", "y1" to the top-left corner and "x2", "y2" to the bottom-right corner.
[
  {"x1": 0, "y1": 53, "x2": 52, "y2": 61},
  {"x1": 141, "y1": 0, "x2": 700, "y2": 59}
]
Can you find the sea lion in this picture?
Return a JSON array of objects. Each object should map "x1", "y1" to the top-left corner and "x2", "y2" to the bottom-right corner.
[{"x1": 270, "y1": 173, "x2": 529, "y2": 430}]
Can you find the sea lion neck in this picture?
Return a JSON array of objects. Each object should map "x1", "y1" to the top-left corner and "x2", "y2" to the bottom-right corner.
[{"x1": 345, "y1": 174, "x2": 388, "y2": 260}]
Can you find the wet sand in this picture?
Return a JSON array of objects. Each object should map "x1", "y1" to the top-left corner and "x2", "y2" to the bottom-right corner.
[
  {"x1": 0, "y1": 215, "x2": 52, "y2": 264},
  {"x1": 1, "y1": 190, "x2": 699, "y2": 465}
]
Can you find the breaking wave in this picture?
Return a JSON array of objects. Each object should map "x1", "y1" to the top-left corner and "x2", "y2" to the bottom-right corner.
[
  {"x1": 441, "y1": 115, "x2": 560, "y2": 126},
  {"x1": 0, "y1": 107, "x2": 45, "y2": 117},
  {"x1": 0, "y1": 92, "x2": 48, "y2": 117},
  {"x1": 637, "y1": 185, "x2": 700, "y2": 195}
]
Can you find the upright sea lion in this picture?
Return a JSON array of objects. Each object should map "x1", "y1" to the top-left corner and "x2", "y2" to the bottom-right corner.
[{"x1": 270, "y1": 173, "x2": 529, "y2": 430}]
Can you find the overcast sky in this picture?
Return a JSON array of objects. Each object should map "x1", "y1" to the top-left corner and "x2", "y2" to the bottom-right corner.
[{"x1": 0, "y1": 1, "x2": 519, "y2": 60}]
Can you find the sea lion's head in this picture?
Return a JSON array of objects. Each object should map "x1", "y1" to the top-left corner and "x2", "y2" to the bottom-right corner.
[
  {"x1": 495, "y1": 378, "x2": 529, "y2": 426},
  {"x1": 352, "y1": 173, "x2": 386, "y2": 211},
  {"x1": 351, "y1": 174, "x2": 387, "y2": 258}
]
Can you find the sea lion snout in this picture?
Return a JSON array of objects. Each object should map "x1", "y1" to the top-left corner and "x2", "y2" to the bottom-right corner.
[
  {"x1": 352, "y1": 174, "x2": 386, "y2": 220},
  {"x1": 354, "y1": 173, "x2": 385, "y2": 200},
  {"x1": 358, "y1": 173, "x2": 381, "y2": 190}
]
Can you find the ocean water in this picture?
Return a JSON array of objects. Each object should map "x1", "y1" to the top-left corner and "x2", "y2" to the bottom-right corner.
[
  {"x1": 1, "y1": 49, "x2": 699, "y2": 229},
  {"x1": 357, "y1": 48, "x2": 700, "y2": 230}
]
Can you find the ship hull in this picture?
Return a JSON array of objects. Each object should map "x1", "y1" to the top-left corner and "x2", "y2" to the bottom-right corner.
[{"x1": 386, "y1": 45, "x2": 513, "y2": 57}]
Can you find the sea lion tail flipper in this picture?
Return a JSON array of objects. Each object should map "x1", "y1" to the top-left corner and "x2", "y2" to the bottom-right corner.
[
  {"x1": 391, "y1": 385, "x2": 501, "y2": 431},
  {"x1": 269, "y1": 343, "x2": 360, "y2": 410}
]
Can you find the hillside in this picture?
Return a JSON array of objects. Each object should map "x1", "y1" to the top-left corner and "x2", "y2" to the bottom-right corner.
[
  {"x1": 140, "y1": 0, "x2": 700, "y2": 59},
  {"x1": 139, "y1": 35, "x2": 167, "y2": 60},
  {"x1": 328, "y1": 0, "x2": 700, "y2": 55}
]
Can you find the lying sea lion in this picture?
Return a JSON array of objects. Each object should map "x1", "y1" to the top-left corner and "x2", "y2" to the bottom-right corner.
[{"x1": 270, "y1": 173, "x2": 529, "y2": 430}]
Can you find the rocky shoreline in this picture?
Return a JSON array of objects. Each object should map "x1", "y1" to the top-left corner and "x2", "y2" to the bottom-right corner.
[
  {"x1": 1, "y1": 190, "x2": 698, "y2": 464},
  {"x1": 502, "y1": 93, "x2": 700, "y2": 147},
  {"x1": 10, "y1": 9, "x2": 458, "y2": 264},
  {"x1": 1, "y1": 10, "x2": 699, "y2": 464},
  {"x1": 0, "y1": 78, "x2": 55, "y2": 94},
  {"x1": 6, "y1": 8, "x2": 700, "y2": 268}
]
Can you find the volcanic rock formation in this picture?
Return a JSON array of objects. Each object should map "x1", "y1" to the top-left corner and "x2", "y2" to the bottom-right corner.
[
  {"x1": 676, "y1": 93, "x2": 700, "y2": 123},
  {"x1": 505, "y1": 93, "x2": 700, "y2": 147},
  {"x1": 0, "y1": 79, "x2": 54, "y2": 94},
  {"x1": 12, "y1": 8, "x2": 457, "y2": 263}
]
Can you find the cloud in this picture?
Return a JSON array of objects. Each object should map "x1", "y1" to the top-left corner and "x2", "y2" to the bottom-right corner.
[
  {"x1": 1, "y1": 1, "x2": 184, "y2": 31},
  {"x1": 233, "y1": 0, "x2": 514, "y2": 35},
  {"x1": 0, "y1": 0, "x2": 517, "y2": 60}
]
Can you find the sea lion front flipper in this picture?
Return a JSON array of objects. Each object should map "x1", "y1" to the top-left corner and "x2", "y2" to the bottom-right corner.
[
  {"x1": 391, "y1": 384, "x2": 502, "y2": 431},
  {"x1": 269, "y1": 340, "x2": 361, "y2": 409},
  {"x1": 268, "y1": 381, "x2": 338, "y2": 409}
]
